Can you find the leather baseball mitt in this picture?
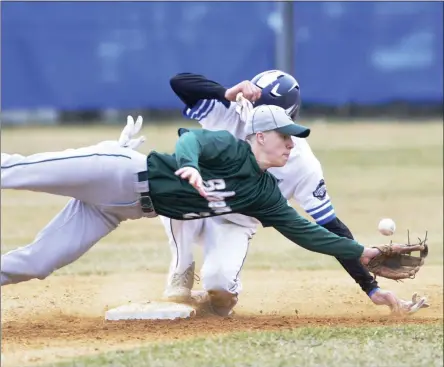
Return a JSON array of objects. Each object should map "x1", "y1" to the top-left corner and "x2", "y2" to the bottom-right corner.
[{"x1": 366, "y1": 231, "x2": 428, "y2": 280}]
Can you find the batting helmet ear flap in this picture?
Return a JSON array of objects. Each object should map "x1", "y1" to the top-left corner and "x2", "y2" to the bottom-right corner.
[{"x1": 289, "y1": 103, "x2": 301, "y2": 120}]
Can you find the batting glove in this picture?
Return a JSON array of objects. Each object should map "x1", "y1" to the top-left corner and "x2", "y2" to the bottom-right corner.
[
  {"x1": 118, "y1": 115, "x2": 146, "y2": 150},
  {"x1": 235, "y1": 92, "x2": 254, "y2": 123}
]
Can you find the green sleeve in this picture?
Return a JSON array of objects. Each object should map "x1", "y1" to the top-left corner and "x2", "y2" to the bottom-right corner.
[
  {"x1": 248, "y1": 188, "x2": 365, "y2": 259},
  {"x1": 174, "y1": 129, "x2": 238, "y2": 171}
]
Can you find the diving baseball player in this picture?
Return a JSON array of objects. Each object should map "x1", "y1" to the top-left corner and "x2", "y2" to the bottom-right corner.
[
  {"x1": 0, "y1": 110, "x2": 421, "y2": 293},
  {"x1": 160, "y1": 70, "x2": 429, "y2": 316}
]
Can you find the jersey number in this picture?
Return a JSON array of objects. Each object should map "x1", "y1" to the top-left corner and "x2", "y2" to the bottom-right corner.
[{"x1": 183, "y1": 179, "x2": 234, "y2": 219}]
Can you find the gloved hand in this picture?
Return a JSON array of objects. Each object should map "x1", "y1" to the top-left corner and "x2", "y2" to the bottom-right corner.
[
  {"x1": 118, "y1": 115, "x2": 146, "y2": 150},
  {"x1": 363, "y1": 232, "x2": 428, "y2": 280},
  {"x1": 369, "y1": 288, "x2": 429, "y2": 315}
]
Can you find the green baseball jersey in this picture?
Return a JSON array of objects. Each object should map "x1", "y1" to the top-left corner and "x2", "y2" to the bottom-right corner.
[{"x1": 147, "y1": 129, "x2": 364, "y2": 260}]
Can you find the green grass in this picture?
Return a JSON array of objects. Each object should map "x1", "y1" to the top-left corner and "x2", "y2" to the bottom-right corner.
[
  {"x1": 316, "y1": 146, "x2": 443, "y2": 167},
  {"x1": 44, "y1": 324, "x2": 443, "y2": 367}
]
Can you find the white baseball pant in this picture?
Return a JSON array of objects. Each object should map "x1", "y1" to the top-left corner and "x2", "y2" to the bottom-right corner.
[
  {"x1": 161, "y1": 215, "x2": 255, "y2": 294},
  {"x1": 1, "y1": 141, "x2": 152, "y2": 285}
]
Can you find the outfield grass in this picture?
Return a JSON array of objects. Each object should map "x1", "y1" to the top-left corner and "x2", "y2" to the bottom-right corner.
[{"x1": 45, "y1": 324, "x2": 443, "y2": 367}]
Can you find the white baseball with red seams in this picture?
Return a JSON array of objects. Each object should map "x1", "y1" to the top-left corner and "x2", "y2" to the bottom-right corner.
[{"x1": 378, "y1": 218, "x2": 396, "y2": 236}]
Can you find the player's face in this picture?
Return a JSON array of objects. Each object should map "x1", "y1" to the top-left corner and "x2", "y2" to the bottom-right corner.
[{"x1": 261, "y1": 131, "x2": 294, "y2": 167}]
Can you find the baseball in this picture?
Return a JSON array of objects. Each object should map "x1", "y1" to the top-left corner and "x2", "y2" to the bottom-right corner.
[{"x1": 378, "y1": 218, "x2": 396, "y2": 236}]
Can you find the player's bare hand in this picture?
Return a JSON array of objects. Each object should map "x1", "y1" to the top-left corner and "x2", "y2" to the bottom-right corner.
[
  {"x1": 370, "y1": 289, "x2": 429, "y2": 316},
  {"x1": 175, "y1": 167, "x2": 207, "y2": 198},
  {"x1": 225, "y1": 81, "x2": 261, "y2": 102},
  {"x1": 370, "y1": 289, "x2": 402, "y2": 314}
]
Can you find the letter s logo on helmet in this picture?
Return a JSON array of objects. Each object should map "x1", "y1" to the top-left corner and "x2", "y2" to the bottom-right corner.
[{"x1": 251, "y1": 70, "x2": 301, "y2": 120}]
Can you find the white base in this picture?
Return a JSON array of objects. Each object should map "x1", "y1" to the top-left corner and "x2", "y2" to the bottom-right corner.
[{"x1": 105, "y1": 301, "x2": 196, "y2": 321}]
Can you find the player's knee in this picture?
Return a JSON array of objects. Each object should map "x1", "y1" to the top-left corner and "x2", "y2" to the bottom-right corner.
[
  {"x1": 0, "y1": 265, "x2": 53, "y2": 285},
  {"x1": 26, "y1": 261, "x2": 57, "y2": 280},
  {"x1": 1, "y1": 251, "x2": 56, "y2": 283},
  {"x1": 34, "y1": 267, "x2": 54, "y2": 280}
]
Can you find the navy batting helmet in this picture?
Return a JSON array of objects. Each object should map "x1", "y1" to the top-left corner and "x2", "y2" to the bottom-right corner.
[{"x1": 251, "y1": 70, "x2": 301, "y2": 119}]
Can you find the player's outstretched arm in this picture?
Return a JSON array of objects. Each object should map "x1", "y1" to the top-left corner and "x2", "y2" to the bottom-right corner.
[
  {"x1": 247, "y1": 190, "x2": 425, "y2": 270},
  {"x1": 246, "y1": 181, "x2": 365, "y2": 258},
  {"x1": 265, "y1": 206, "x2": 366, "y2": 259},
  {"x1": 261, "y1": 203, "x2": 421, "y2": 269}
]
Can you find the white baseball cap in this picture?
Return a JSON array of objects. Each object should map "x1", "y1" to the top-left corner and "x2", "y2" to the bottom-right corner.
[{"x1": 245, "y1": 105, "x2": 310, "y2": 138}]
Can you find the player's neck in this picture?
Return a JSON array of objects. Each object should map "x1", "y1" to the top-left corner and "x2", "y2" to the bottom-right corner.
[{"x1": 250, "y1": 145, "x2": 272, "y2": 171}]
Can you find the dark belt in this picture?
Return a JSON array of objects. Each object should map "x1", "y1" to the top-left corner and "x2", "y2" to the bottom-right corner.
[{"x1": 137, "y1": 171, "x2": 155, "y2": 214}]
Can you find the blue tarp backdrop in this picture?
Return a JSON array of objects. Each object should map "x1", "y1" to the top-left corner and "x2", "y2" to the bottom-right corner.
[{"x1": 1, "y1": 2, "x2": 443, "y2": 110}]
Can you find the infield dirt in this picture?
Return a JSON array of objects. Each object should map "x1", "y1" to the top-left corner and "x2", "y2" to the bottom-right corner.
[{"x1": 2, "y1": 267, "x2": 442, "y2": 367}]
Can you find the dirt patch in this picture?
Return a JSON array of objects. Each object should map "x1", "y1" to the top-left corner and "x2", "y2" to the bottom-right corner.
[
  {"x1": 2, "y1": 268, "x2": 443, "y2": 367},
  {"x1": 5, "y1": 312, "x2": 442, "y2": 347}
]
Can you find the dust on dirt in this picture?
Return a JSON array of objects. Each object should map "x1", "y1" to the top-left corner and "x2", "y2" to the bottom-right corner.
[{"x1": 2, "y1": 268, "x2": 443, "y2": 367}]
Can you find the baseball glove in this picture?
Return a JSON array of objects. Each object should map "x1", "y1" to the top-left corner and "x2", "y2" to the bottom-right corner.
[{"x1": 366, "y1": 231, "x2": 428, "y2": 280}]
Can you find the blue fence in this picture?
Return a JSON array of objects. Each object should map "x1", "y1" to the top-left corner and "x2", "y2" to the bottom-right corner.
[{"x1": 1, "y1": 2, "x2": 443, "y2": 111}]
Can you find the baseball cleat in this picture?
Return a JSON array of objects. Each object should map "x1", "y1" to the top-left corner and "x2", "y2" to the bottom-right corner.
[
  {"x1": 163, "y1": 261, "x2": 195, "y2": 303},
  {"x1": 207, "y1": 290, "x2": 238, "y2": 317},
  {"x1": 188, "y1": 289, "x2": 236, "y2": 317}
]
